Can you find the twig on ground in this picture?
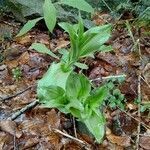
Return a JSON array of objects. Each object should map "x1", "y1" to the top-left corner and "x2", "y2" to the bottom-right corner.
[
  {"x1": 13, "y1": 130, "x2": 17, "y2": 150},
  {"x1": 53, "y1": 128, "x2": 91, "y2": 150},
  {"x1": 8, "y1": 100, "x2": 38, "y2": 120},
  {"x1": 91, "y1": 74, "x2": 126, "y2": 82},
  {"x1": 72, "y1": 117, "x2": 77, "y2": 138},
  {"x1": 140, "y1": 75, "x2": 150, "y2": 88},
  {"x1": 0, "y1": 84, "x2": 36, "y2": 101},
  {"x1": 2, "y1": 20, "x2": 18, "y2": 27},
  {"x1": 117, "y1": 107, "x2": 150, "y2": 130},
  {"x1": 136, "y1": 36, "x2": 142, "y2": 149},
  {"x1": 136, "y1": 74, "x2": 141, "y2": 149}
]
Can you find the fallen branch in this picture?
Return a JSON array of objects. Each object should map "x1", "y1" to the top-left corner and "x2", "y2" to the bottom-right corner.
[
  {"x1": 53, "y1": 128, "x2": 91, "y2": 150},
  {"x1": 0, "y1": 84, "x2": 36, "y2": 101},
  {"x1": 8, "y1": 100, "x2": 38, "y2": 120},
  {"x1": 136, "y1": 39, "x2": 142, "y2": 149}
]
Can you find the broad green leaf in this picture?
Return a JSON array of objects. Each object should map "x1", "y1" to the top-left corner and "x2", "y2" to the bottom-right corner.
[
  {"x1": 16, "y1": 17, "x2": 43, "y2": 37},
  {"x1": 66, "y1": 73, "x2": 91, "y2": 100},
  {"x1": 78, "y1": 13, "x2": 84, "y2": 39},
  {"x1": 58, "y1": 22, "x2": 73, "y2": 33},
  {"x1": 83, "y1": 112, "x2": 105, "y2": 143},
  {"x1": 38, "y1": 85, "x2": 67, "y2": 108},
  {"x1": 81, "y1": 104, "x2": 92, "y2": 119},
  {"x1": 79, "y1": 24, "x2": 111, "y2": 52},
  {"x1": 30, "y1": 43, "x2": 59, "y2": 59},
  {"x1": 43, "y1": 0, "x2": 56, "y2": 32},
  {"x1": 66, "y1": 99, "x2": 84, "y2": 111},
  {"x1": 74, "y1": 62, "x2": 88, "y2": 70},
  {"x1": 86, "y1": 86, "x2": 108, "y2": 109},
  {"x1": 84, "y1": 24, "x2": 111, "y2": 35},
  {"x1": 66, "y1": 99, "x2": 84, "y2": 118},
  {"x1": 69, "y1": 107, "x2": 81, "y2": 118},
  {"x1": 99, "y1": 45, "x2": 113, "y2": 52},
  {"x1": 59, "y1": 22, "x2": 80, "y2": 62},
  {"x1": 38, "y1": 62, "x2": 72, "y2": 90},
  {"x1": 60, "y1": 0, "x2": 94, "y2": 13},
  {"x1": 80, "y1": 32, "x2": 111, "y2": 57},
  {"x1": 58, "y1": 49, "x2": 69, "y2": 62}
]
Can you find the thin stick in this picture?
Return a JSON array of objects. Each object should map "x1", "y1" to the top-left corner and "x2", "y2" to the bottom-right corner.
[
  {"x1": 13, "y1": 130, "x2": 16, "y2": 150},
  {"x1": 0, "y1": 84, "x2": 36, "y2": 101},
  {"x1": 8, "y1": 100, "x2": 38, "y2": 120},
  {"x1": 140, "y1": 76, "x2": 150, "y2": 88},
  {"x1": 53, "y1": 128, "x2": 91, "y2": 150},
  {"x1": 117, "y1": 107, "x2": 150, "y2": 130},
  {"x1": 136, "y1": 74, "x2": 141, "y2": 149},
  {"x1": 101, "y1": 0, "x2": 113, "y2": 13},
  {"x1": 136, "y1": 36, "x2": 142, "y2": 149},
  {"x1": 91, "y1": 74, "x2": 126, "y2": 82},
  {"x1": 73, "y1": 117, "x2": 77, "y2": 138}
]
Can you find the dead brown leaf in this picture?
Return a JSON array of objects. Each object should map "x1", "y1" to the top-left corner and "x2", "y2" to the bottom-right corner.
[
  {"x1": 23, "y1": 137, "x2": 39, "y2": 150},
  {"x1": 54, "y1": 40, "x2": 70, "y2": 51},
  {"x1": 139, "y1": 136, "x2": 150, "y2": 150},
  {"x1": 142, "y1": 63, "x2": 150, "y2": 84},
  {"x1": 0, "y1": 65, "x2": 8, "y2": 80},
  {"x1": 46, "y1": 109, "x2": 60, "y2": 129},
  {"x1": 0, "y1": 120, "x2": 22, "y2": 138},
  {"x1": 18, "y1": 51, "x2": 30, "y2": 65},
  {"x1": 5, "y1": 59, "x2": 18, "y2": 69},
  {"x1": 0, "y1": 132, "x2": 13, "y2": 149},
  {"x1": 15, "y1": 35, "x2": 32, "y2": 45},
  {"x1": 107, "y1": 134, "x2": 131, "y2": 147}
]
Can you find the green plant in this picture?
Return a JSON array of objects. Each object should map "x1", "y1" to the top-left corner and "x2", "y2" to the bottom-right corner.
[
  {"x1": 134, "y1": 99, "x2": 150, "y2": 113},
  {"x1": 39, "y1": 72, "x2": 108, "y2": 142},
  {"x1": 104, "y1": 78, "x2": 126, "y2": 110},
  {"x1": 12, "y1": 67, "x2": 22, "y2": 80},
  {"x1": 16, "y1": 0, "x2": 94, "y2": 37},
  {"x1": 140, "y1": 103, "x2": 150, "y2": 113},
  {"x1": 28, "y1": 15, "x2": 112, "y2": 142}
]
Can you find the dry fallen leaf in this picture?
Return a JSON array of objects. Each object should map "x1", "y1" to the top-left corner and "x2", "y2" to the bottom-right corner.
[
  {"x1": 15, "y1": 35, "x2": 32, "y2": 45},
  {"x1": 139, "y1": 136, "x2": 150, "y2": 150},
  {"x1": 54, "y1": 40, "x2": 70, "y2": 51},
  {"x1": 107, "y1": 134, "x2": 131, "y2": 147},
  {"x1": 23, "y1": 137, "x2": 39, "y2": 150},
  {"x1": 0, "y1": 65, "x2": 8, "y2": 80},
  {"x1": 0, "y1": 120, "x2": 22, "y2": 138},
  {"x1": 0, "y1": 132, "x2": 13, "y2": 149},
  {"x1": 142, "y1": 63, "x2": 150, "y2": 84},
  {"x1": 5, "y1": 60, "x2": 18, "y2": 69},
  {"x1": 46, "y1": 109, "x2": 60, "y2": 129},
  {"x1": 18, "y1": 51, "x2": 30, "y2": 65},
  {"x1": 127, "y1": 103, "x2": 137, "y2": 110}
]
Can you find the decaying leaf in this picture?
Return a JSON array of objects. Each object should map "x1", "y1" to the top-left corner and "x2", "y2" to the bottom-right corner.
[
  {"x1": 139, "y1": 136, "x2": 150, "y2": 150},
  {"x1": 107, "y1": 134, "x2": 131, "y2": 147},
  {"x1": 0, "y1": 120, "x2": 22, "y2": 138}
]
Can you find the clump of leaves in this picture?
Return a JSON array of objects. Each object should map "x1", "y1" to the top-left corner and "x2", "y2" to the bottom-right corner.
[
  {"x1": 104, "y1": 77, "x2": 126, "y2": 110},
  {"x1": 39, "y1": 73, "x2": 108, "y2": 142},
  {"x1": 134, "y1": 99, "x2": 150, "y2": 113},
  {"x1": 12, "y1": 67, "x2": 22, "y2": 80},
  {"x1": 28, "y1": 14, "x2": 112, "y2": 142},
  {"x1": 140, "y1": 103, "x2": 150, "y2": 113}
]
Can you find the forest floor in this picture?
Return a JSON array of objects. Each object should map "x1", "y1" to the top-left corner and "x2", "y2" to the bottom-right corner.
[{"x1": 0, "y1": 13, "x2": 150, "y2": 149}]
